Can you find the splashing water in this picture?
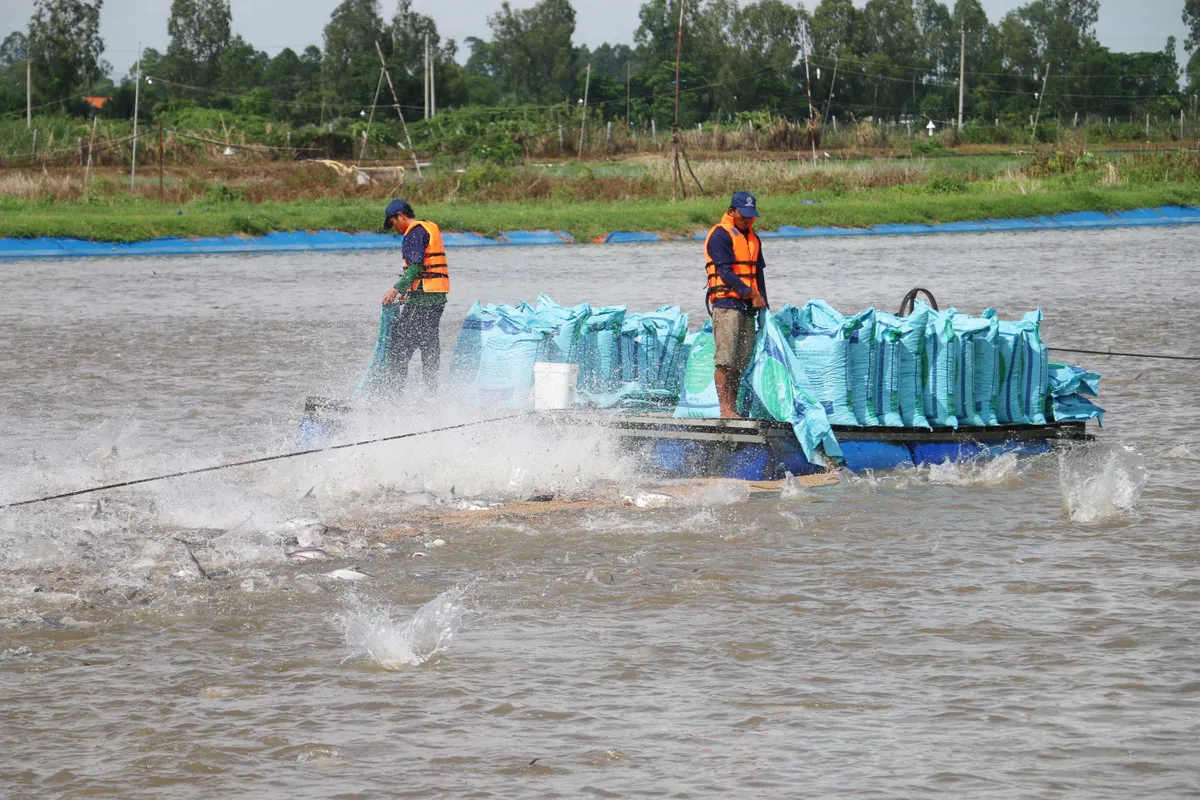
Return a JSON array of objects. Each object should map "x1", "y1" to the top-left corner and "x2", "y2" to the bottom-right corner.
[
  {"x1": 1059, "y1": 442, "x2": 1147, "y2": 524},
  {"x1": 339, "y1": 586, "x2": 468, "y2": 669},
  {"x1": 926, "y1": 452, "x2": 1021, "y2": 487}
]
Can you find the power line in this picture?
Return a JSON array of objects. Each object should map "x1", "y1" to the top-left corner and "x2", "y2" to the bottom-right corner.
[{"x1": 0, "y1": 412, "x2": 532, "y2": 511}]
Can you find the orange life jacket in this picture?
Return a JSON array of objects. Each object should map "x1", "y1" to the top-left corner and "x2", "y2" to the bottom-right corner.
[
  {"x1": 704, "y1": 212, "x2": 760, "y2": 306},
  {"x1": 407, "y1": 220, "x2": 449, "y2": 293}
]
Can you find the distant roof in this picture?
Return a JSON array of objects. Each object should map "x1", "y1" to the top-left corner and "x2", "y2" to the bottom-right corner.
[{"x1": 82, "y1": 96, "x2": 112, "y2": 109}]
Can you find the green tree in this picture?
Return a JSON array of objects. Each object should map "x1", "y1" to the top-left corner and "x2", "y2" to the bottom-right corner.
[
  {"x1": 165, "y1": 0, "x2": 231, "y2": 88},
  {"x1": 486, "y1": 0, "x2": 578, "y2": 103},
  {"x1": 27, "y1": 0, "x2": 107, "y2": 104},
  {"x1": 729, "y1": 0, "x2": 805, "y2": 116},
  {"x1": 322, "y1": 0, "x2": 388, "y2": 108}
]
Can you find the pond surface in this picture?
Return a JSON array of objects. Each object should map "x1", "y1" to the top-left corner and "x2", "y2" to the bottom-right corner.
[{"x1": 1, "y1": 226, "x2": 1198, "y2": 798}]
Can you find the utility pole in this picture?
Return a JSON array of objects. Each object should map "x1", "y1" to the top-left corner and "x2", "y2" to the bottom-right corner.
[
  {"x1": 131, "y1": 43, "x2": 141, "y2": 190},
  {"x1": 1030, "y1": 62, "x2": 1049, "y2": 145},
  {"x1": 672, "y1": 0, "x2": 685, "y2": 200},
  {"x1": 423, "y1": 33, "x2": 429, "y2": 120},
  {"x1": 158, "y1": 120, "x2": 165, "y2": 202},
  {"x1": 626, "y1": 61, "x2": 631, "y2": 131},
  {"x1": 802, "y1": 36, "x2": 817, "y2": 166},
  {"x1": 578, "y1": 63, "x2": 590, "y2": 160},
  {"x1": 957, "y1": 28, "x2": 965, "y2": 131},
  {"x1": 26, "y1": 58, "x2": 32, "y2": 128}
]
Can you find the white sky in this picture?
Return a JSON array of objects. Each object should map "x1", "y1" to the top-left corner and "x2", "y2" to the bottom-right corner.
[{"x1": 0, "y1": 0, "x2": 1189, "y2": 78}]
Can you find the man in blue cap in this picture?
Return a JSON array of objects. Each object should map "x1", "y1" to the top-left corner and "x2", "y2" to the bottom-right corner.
[
  {"x1": 702, "y1": 191, "x2": 768, "y2": 418},
  {"x1": 380, "y1": 199, "x2": 450, "y2": 391}
]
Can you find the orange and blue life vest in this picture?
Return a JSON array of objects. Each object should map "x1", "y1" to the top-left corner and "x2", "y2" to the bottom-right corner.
[
  {"x1": 407, "y1": 220, "x2": 449, "y2": 293},
  {"x1": 704, "y1": 212, "x2": 761, "y2": 306}
]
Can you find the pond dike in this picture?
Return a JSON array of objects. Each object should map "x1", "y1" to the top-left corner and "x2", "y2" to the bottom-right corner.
[{"x1": 1, "y1": 206, "x2": 1198, "y2": 260}]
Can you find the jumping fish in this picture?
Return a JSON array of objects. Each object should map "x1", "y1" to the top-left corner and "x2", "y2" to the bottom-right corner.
[
  {"x1": 623, "y1": 491, "x2": 675, "y2": 509},
  {"x1": 288, "y1": 548, "x2": 332, "y2": 563},
  {"x1": 326, "y1": 568, "x2": 371, "y2": 582}
]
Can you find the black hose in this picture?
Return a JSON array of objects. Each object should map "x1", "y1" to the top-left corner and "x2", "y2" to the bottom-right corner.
[{"x1": 898, "y1": 287, "x2": 938, "y2": 316}]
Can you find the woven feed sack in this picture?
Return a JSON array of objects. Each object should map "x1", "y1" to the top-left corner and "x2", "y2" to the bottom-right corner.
[
  {"x1": 673, "y1": 326, "x2": 720, "y2": 418},
  {"x1": 875, "y1": 309, "x2": 928, "y2": 427},
  {"x1": 530, "y1": 294, "x2": 592, "y2": 364},
  {"x1": 1047, "y1": 362, "x2": 1102, "y2": 397},
  {"x1": 844, "y1": 308, "x2": 880, "y2": 426},
  {"x1": 773, "y1": 303, "x2": 857, "y2": 426},
  {"x1": 916, "y1": 301, "x2": 958, "y2": 428},
  {"x1": 1051, "y1": 393, "x2": 1104, "y2": 426},
  {"x1": 474, "y1": 308, "x2": 552, "y2": 407},
  {"x1": 621, "y1": 307, "x2": 689, "y2": 392},
  {"x1": 745, "y1": 310, "x2": 843, "y2": 466},
  {"x1": 1020, "y1": 309, "x2": 1049, "y2": 425},
  {"x1": 995, "y1": 318, "x2": 1030, "y2": 424},
  {"x1": 575, "y1": 305, "x2": 627, "y2": 393},
  {"x1": 972, "y1": 310, "x2": 1001, "y2": 425},
  {"x1": 353, "y1": 302, "x2": 405, "y2": 397},
  {"x1": 951, "y1": 312, "x2": 994, "y2": 426},
  {"x1": 448, "y1": 301, "x2": 499, "y2": 386}
]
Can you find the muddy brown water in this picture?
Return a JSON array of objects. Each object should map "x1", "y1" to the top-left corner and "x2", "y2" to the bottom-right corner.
[{"x1": 1, "y1": 227, "x2": 1198, "y2": 798}]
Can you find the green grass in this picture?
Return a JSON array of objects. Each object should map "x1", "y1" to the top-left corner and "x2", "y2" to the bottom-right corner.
[{"x1": 1, "y1": 182, "x2": 1198, "y2": 243}]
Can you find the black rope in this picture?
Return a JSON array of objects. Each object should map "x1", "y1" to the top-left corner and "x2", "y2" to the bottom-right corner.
[
  {"x1": 0, "y1": 412, "x2": 532, "y2": 511},
  {"x1": 1048, "y1": 347, "x2": 1200, "y2": 362}
]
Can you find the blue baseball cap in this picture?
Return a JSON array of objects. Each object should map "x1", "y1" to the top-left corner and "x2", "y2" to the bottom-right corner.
[
  {"x1": 383, "y1": 199, "x2": 415, "y2": 230},
  {"x1": 730, "y1": 191, "x2": 759, "y2": 218}
]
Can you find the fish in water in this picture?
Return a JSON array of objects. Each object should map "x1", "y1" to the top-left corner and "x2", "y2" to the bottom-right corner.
[
  {"x1": 623, "y1": 491, "x2": 675, "y2": 509},
  {"x1": 326, "y1": 568, "x2": 371, "y2": 582},
  {"x1": 288, "y1": 548, "x2": 332, "y2": 563}
]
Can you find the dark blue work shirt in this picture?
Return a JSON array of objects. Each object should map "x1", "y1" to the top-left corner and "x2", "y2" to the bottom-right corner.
[
  {"x1": 706, "y1": 226, "x2": 768, "y2": 314},
  {"x1": 401, "y1": 223, "x2": 430, "y2": 272}
]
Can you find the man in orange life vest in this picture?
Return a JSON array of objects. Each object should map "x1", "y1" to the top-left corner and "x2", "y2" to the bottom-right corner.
[
  {"x1": 704, "y1": 191, "x2": 768, "y2": 418},
  {"x1": 380, "y1": 199, "x2": 450, "y2": 390}
]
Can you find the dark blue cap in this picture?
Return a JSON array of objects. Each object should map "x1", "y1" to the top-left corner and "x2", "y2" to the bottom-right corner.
[
  {"x1": 730, "y1": 191, "x2": 758, "y2": 218},
  {"x1": 383, "y1": 199, "x2": 415, "y2": 230}
]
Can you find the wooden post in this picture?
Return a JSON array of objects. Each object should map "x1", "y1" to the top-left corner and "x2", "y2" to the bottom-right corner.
[
  {"x1": 358, "y1": 68, "x2": 384, "y2": 167},
  {"x1": 374, "y1": 41, "x2": 421, "y2": 177},
  {"x1": 651, "y1": 119, "x2": 656, "y2": 147},
  {"x1": 84, "y1": 116, "x2": 97, "y2": 189},
  {"x1": 31, "y1": 129, "x2": 37, "y2": 162},
  {"x1": 1146, "y1": 113, "x2": 1150, "y2": 138},
  {"x1": 672, "y1": 0, "x2": 686, "y2": 201},
  {"x1": 558, "y1": 125, "x2": 564, "y2": 151},
  {"x1": 158, "y1": 120, "x2": 165, "y2": 201},
  {"x1": 606, "y1": 120, "x2": 612, "y2": 144},
  {"x1": 578, "y1": 63, "x2": 590, "y2": 160}
]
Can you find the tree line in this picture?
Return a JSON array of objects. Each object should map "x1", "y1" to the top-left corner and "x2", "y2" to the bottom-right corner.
[{"x1": 1, "y1": 0, "x2": 1198, "y2": 133}]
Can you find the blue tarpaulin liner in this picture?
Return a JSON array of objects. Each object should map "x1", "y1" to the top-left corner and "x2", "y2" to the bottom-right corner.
[{"x1": 744, "y1": 310, "x2": 843, "y2": 466}]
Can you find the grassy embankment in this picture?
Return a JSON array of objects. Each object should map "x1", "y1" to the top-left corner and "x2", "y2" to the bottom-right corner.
[{"x1": 2, "y1": 147, "x2": 1198, "y2": 242}]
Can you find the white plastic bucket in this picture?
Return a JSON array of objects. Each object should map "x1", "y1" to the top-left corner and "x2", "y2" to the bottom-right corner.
[{"x1": 532, "y1": 362, "x2": 579, "y2": 410}]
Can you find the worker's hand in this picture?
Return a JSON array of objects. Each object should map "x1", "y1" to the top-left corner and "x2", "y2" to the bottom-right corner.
[
  {"x1": 382, "y1": 288, "x2": 401, "y2": 306},
  {"x1": 750, "y1": 290, "x2": 768, "y2": 310}
]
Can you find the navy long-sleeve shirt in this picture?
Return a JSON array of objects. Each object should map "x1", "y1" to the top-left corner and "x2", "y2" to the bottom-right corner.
[
  {"x1": 706, "y1": 226, "x2": 768, "y2": 313},
  {"x1": 392, "y1": 223, "x2": 446, "y2": 308}
]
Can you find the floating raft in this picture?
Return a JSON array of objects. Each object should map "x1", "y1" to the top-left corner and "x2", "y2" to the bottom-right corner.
[{"x1": 542, "y1": 411, "x2": 1090, "y2": 478}]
